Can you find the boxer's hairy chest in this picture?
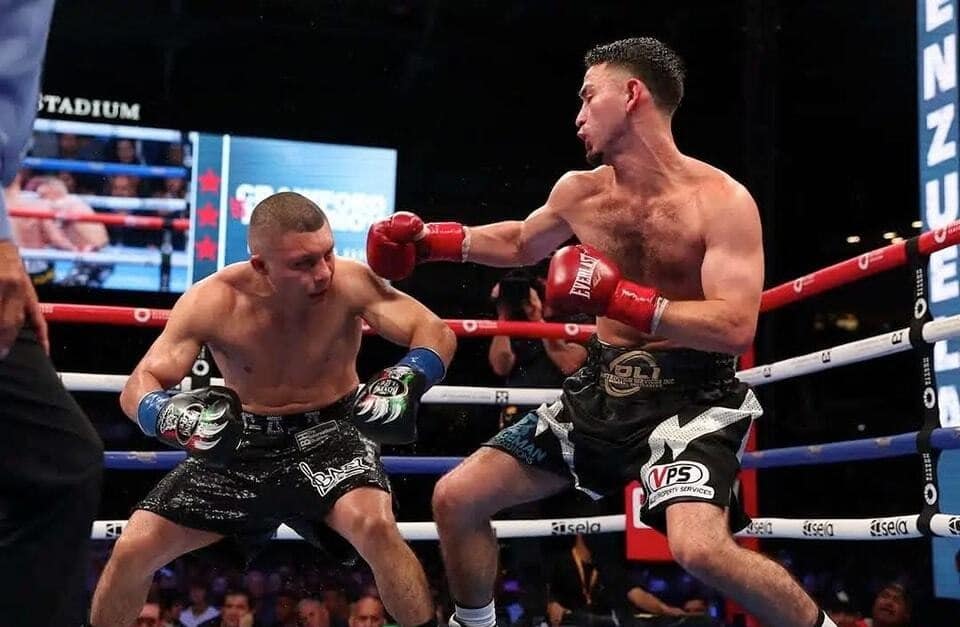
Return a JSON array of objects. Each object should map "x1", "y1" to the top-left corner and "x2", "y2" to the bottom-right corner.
[{"x1": 568, "y1": 186, "x2": 708, "y2": 301}]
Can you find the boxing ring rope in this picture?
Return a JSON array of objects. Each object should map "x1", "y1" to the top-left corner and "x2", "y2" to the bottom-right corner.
[
  {"x1": 33, "y1": 117, "x2": 183, "y2": 142},
  {"x1": 41, "y1": 222, "x2": 959, "y2": 542},
  {"x1": 88, "y1": 512, "x2": 960, "y2": 542},
  {"x1": 20, "y1": 191, "x2": 188, "y2": 212},
  {"x1": 54, "y1": 310, "x2": 960, "y2": 392},
  {"x1": 9, "y1": 207, "x2": 190, "y2": 231},
  {"x1": 100, "y1": 427, "x2": 960, "y2": 472},
  {"x1": 22, "y1": 156, "x2": 188, "y2": 179},
  {"x1": 760, "y1": 220, "x2": 960, "y2": 310},
  {"x1": 40, "y1": 302, "x2": 598, "y2": 338},
  {"x1": 21, "y1": 248, "x2": 188, "y2": 268},
  {"x1": 38, "y1": 219, "x2": 960, "y2": 324}
]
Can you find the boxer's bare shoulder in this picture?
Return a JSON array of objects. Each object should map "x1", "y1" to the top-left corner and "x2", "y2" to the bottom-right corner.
[
  {"x1": 683, "y1": 156, "x2": 757, "y2": 221},
  {"x1": 547, "y1": 167, "x2": 610, "y2": 219}
]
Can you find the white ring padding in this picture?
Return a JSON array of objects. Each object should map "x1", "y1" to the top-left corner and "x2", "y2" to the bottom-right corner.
[
  {"x1": 19, "y1": 248, "x2": 189, "y2": 267},
  {"x1": 59, "y1": 372, "x2": 563, "y2": 404},
  {"x1": 19, "y1": 191, "x2": 187, "y2": 212},
  {"x1": 33, "y1": 117, "x2": 183, "y2": 142},
  {"x1": 90, "y1": 512, "x2": 960, "y2": 541},
  {"x1": 738, "y1": 313, "x2": 960, "y2": 386}
]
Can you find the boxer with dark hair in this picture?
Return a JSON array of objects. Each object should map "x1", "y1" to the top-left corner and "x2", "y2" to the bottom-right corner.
[
  {"x1": 90, "y1": 191, "x2": 456, "y2": 627},
  {"x1": 367, "y1": 37, "x2": 833, "y2": 627}
]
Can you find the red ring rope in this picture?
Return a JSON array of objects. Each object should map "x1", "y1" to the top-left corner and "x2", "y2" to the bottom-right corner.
[
  {"x1": 38, "y1": 222, "x2": 960, "y2": 337},
  {"x1": 39, "y1": 303, "x2": 598, "y2": 340},
  {"x1": 760, "y1": 221, "x2": 960, "y2": 311},
  {"x1": 9, "y1": 207, "x2": 189, "y2": 232}
]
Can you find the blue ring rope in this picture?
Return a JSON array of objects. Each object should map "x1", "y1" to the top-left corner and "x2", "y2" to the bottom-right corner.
[
  {"x1": 103, "y1": 427, "x2": 960, "y2": 471},
  {"x1": 22, "y1": 157, "x2": 188, "y2": 179}
]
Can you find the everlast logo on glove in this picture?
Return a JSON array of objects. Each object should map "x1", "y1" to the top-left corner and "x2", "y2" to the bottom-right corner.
[
  {"x1": 569, "y1": 251, "x2": 600, "y2": 298},
  {"x1": 869, "y1": 519, "x2": 910, "y2": 537}
]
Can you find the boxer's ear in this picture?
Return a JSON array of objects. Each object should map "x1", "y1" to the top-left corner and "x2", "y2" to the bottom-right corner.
[{"x1": 250, "y1": 255, "x2": 267, "y2": 275}]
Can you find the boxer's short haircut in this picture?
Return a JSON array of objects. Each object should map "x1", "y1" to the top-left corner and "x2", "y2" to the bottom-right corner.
[
  {"x1": 585, "y1": 37, "x2": 686, "y2": 114},
  {"x1": 248, "y1": 191, "x2": 328, "y2": 249}
]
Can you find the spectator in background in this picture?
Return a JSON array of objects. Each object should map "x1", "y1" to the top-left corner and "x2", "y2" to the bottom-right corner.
[
  {"x1": 55, "y1": 132, "x2": 104, "y2": 161},
  {"x1": 56, "y1": 170, "x2": 77, "y2": 193},
  {"x1": 165, "y1": 142, "x2": 185, "y2": 166},
  {"x1": 821, "y1": 590, "x2": 866, "y2": 627},
  {"x1": 104, "y1": 173, "x2": 143, "y2": 247},
  {"x1": 299, "y1": 598, "x2": 331, "y2": 627},
  {"x1": 155, "y1": 176, "x2": 187, "y2": 199},
  {"x1": 625, "y1": 586, "x2": 686, "y2": 624},
  {"x1": 57, "y1": 133, "x2": 81, "y2": 159},
  {"x1": 488, "y1": 269, "x2": 587, "y2": 396},
  {"x1": 546, "y1": 534, "x2": 617, "y2": 627},
  {"x1": 198, "y1": 590, "x2": 255, "y2": 627},
  {"x1": 680, "y1": 596, "x2": 708, "y2": 616},
  {"x1": 867, "y1": 583, "x2": 911, "y2": 627},
  {"x1": 179, "y1": 582, "x2": 219, "y2": 627},
  {"x1": 108, "y1": 174, "x2": 140, "y2": 198},
  {"x1": 110, "y1": 138, "x2": 144, "y2": 165},
  {"x1": 133, "y1": 601, "x2": 161, "y2": 627},
  {"x1": 242, "y1": 570, "x2": 272, "y2": 626},
  {"x1": 349, "y1": 596, "x2": 387, "y2": 627},
  {"x1": 324, "y1": 589, "x2": 350, "y2": 627},
  {"x1": 159, "y1": 596, "x2": 186, "y2": 627},
  {"x1": 274, "y1": 591, "x2": 300, "y2": 627}
]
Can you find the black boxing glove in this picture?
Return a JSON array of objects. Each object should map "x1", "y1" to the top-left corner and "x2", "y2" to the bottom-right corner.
[
  {"x1": 351, "y1": 347, "x2": 445, "y2": 445},
  {"x1": 137, "y1": 386, "x2": 244, "y2": 466}
]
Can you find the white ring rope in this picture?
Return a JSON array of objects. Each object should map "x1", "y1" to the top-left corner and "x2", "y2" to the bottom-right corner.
[
  {"x1": 738, "y1": 313, "x2": 960, "y2": 386},
  {"x1": 76, "y1": 195, "x2": 186, "y2": 212},
  {"x1": 33, "y1": 118, "x2": 183, "y2": 142},
  {"x1": 59, "y1": 372, "x2": 562, "y2": 405},
  {"x1": 89, "y1": 512, "x2": 960, "y2": 541},
  {"x1": 21, "y1": 248, "x2": 189, "y2": 267},
  {"x1": 19, "y1": 191, "x2": 188, "y2": 212}
]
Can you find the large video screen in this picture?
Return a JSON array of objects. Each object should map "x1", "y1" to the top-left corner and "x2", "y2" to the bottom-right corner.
[{"x1": 11, "y1": 118, "x2": 396, "y2": 292}]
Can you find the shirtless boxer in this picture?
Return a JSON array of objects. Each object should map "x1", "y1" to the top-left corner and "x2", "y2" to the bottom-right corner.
[
  {"x1": 90, "y1": 191, "x2": 456, "y2": 627},
  {"x1": 28, "y1": 175, "x2": 110, "y2": 251},
  {"x1": 6, "y1": 174, "x2": 110, "y2": 285},
  {"x1": 366, "y1": 38, "x2": 835, "y2": 627}
]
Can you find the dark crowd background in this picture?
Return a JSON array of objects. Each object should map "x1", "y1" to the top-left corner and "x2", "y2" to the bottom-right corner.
[{"x1": 28, "y1": 1, "x2": 959, "y2": 624}]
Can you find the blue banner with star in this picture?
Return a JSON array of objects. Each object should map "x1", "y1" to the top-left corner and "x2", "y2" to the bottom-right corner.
[
  {"x1": 188, "y1": 132, "x2": 225, "y2": 284},
  {"x1": 187, "y1": 132, "x2": 396, "y2": 285}
]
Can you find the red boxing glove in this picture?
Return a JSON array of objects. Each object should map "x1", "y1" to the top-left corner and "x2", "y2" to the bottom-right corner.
[
  {"x1": 545, "y1": 244, "x2": 667, "y2": 334},
  {"x1": 366, "y1": 211, "x2": 466, "y2": 281}
]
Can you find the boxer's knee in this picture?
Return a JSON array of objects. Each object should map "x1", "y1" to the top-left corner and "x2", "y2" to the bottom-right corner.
[
  {"x1": 432, "y1": 468, "x2": 496, "y2": 527},
  {"x1": 106, "y1": 532, "x2": 163, "y2": 579},
  {"x1": 348, "y1": 512, "x2": 402, "y2": 555},
  {"x1": 668, "y1": 527, "x2": 735, "y2": 578}
]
